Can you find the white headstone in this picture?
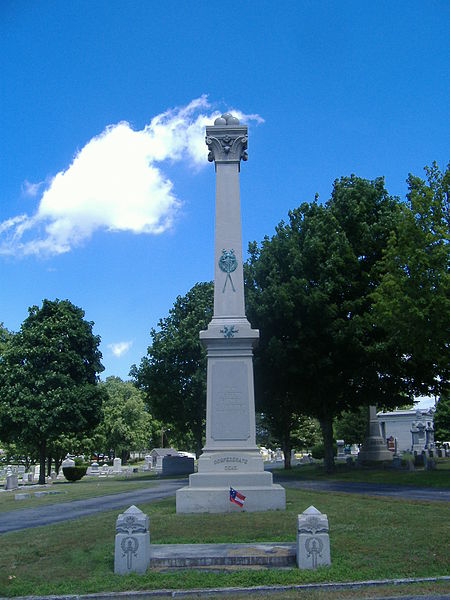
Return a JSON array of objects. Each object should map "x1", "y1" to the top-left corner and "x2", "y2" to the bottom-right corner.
[
  {"x1": 5, "y1": 472, "x2": 19, "y2": 490},
  {"x1": 62, "y1": 457, "x2": 75, "y2": 468},
  {"x1": 336, "y1": 440, "x2": 346, "y2": 459},
  {"x1": 114, "y1": 505, "x2": 150, "y2": 575},
  {"x1": 297, "y1": 505, "x2": 331, "y2": 569},
  {"x1": 113, "y1": 457, "x2": 122, "y2": 473}
]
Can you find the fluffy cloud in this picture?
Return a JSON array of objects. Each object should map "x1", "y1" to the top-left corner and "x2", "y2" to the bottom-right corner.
[
  {"x1": 108, "y1": 340, "x2": 133, "y2": 358},
  {"x1": 0, "y1": 97, "x2": 262, "y2": 257}
]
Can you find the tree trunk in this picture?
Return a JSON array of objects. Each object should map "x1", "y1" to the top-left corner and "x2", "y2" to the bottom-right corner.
[
  {"x1": 319, "y1": 416, "x2": 335, "y2": 473},
  {"x1": 54, "y1": 454, "x2": 63, "y2": 476},
  {"x1": 39, "y1": 441, "x2": 46, "y2": 485},
  {"x1": 47, "y1": 455, "x2": 52, "y2": 476},
  {"x1": 121, "y1": 449, "x2": 128, "y2": 465},
  {"x1": 283, "y1": 427, "x2": 292, "y2": 470},
  {"x1": 194, "y1": 425, "x2": 203, "y2": 459}
]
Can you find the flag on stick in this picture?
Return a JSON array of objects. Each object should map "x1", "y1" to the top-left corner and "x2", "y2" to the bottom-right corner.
[{"x1": 230, "y1": 486, "x2": 246, "y2": 507}]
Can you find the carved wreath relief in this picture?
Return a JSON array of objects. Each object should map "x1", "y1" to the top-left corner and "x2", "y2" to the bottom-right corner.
[
  {"x1": 219, "y1": 249, "x2": 238, "y2": 292},
  {"x1": 121, "y1": 536, "x2": 139, "y2": 569}
]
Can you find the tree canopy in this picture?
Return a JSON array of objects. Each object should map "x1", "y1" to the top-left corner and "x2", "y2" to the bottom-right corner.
[
  {"x1": 372, "y1": 162, "x2": 449, "y2": 400},
  {"x1": 131, "y1": 282, "x2": 213, "y2": 457},
  {"x1": 0, "y1": 299, "x2": 104, "y2": 483},
  {"x1": 99, "y1": 376, "x2": 157, "y2": 462},
  {"x1": 434, "y1": 394, "x2": 450, "y2": 443},
  {"x1": 246, "y1": 175, "x2": 405, "y2": 470}
]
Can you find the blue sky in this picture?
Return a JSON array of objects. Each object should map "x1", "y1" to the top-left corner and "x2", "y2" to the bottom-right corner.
[{"x1": 1, "y1": 2, "x2": 448, "y2": 409}]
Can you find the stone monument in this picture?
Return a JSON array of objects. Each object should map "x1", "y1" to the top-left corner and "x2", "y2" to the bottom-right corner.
[
  {"x1": 114, "y1": 505, "x2": 151, "y2": 574},
  {"x1": 176, "y1": 113, "x2": 285, "y2": 513},
  {"x1": 297, "y1": 505, "x2": 331, "y2": 569},
  {"x1": 358, "y1": 405, "x2": 393, "y2": 463}
]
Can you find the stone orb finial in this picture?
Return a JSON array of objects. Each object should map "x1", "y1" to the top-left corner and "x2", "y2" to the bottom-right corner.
[{"x1": 214, "y1": 113, "x2": 240, "y2": 126}]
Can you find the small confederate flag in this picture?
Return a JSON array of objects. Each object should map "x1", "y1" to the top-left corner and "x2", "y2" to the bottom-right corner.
[{"x1": 229, "y1": 486, "x2": 246, "y2": 507}]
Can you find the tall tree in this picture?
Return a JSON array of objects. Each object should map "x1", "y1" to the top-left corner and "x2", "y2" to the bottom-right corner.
[
  {"x1": 0, "y1": 299, "x2": 104, "y2": 484},
  {"x1": 372, "y1": 162, "x2": 449, "y2": 400},
  {"x1": 434, "y1": 394, "x2": 450, "y2": 443},
  {"x1": 246, "y1": 176, "x2": 403, "y2": 471},
  {"x1": 131, "y1": 282, "x2": 213, "y2": 457},
  {"x1": 99, "y1": 376, "x2": 157, "y2": 463}
]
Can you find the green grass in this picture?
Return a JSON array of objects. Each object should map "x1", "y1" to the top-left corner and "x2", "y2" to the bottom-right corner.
[
  {"x1": 272, "y1": 458, "x2": 450, "y2": 488},
  {"x1": 0, "y1": 472, "x2": 159, "y2": 513},
  {"x1": 210, "y1": 581, "x2": 450, "y2": 600},
  {"x1": 1, "y1": 488, "x2": 449, "y2": 597}
]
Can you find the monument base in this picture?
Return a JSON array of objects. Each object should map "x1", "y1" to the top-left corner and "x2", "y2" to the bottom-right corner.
[
  {"x1": 358, "y1": 438, "x2": 393, "y2": 463},
  {"x1": 176, "y1": 484, "x2": 286, "y2": 513},
  {"x1": 176, "y1": 450, "x2": 286, "y2": 513}
]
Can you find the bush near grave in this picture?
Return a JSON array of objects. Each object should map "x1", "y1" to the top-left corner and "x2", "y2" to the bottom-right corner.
[
  {"x1": 311, "y1": 442, "x2": 337, "y2": 460},
  {"x1": 62, "y1": 466, "x2": 87, "y2": 482}
]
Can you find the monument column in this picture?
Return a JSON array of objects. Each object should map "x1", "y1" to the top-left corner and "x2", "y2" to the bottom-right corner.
[{"x1": 176, "y1": 113, "x2": 285, "y2": 513}]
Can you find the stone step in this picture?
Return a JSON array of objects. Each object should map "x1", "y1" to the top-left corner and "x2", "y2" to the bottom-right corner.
[{"x1": 148, "y1": 542, "x2": 296, "y2": 568}]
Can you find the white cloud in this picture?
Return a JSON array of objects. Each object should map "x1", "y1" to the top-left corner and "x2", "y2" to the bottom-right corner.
[
  {"x1": 1, "y1": 97, "x2": 263, "y2": 257},
  {"x1": 108, "y1": 340, "x2": 133, "y2": 358}
]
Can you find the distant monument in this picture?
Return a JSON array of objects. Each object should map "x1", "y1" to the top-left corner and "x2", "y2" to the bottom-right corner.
[
  {"x1": 358, "y1": 405, "x2": 393, "y2": 464},
  {"x1": 176, "y1": 113, "x2": 285, "y2": 512}
]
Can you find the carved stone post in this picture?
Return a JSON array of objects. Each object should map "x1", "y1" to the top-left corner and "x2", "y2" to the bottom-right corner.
[{"x1": 176, "y1": 113, "x2": 285, "y2": 513}]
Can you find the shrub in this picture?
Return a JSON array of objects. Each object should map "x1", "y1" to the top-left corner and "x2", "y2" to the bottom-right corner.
[
  {"x1": 311, "y1": 442, "x2": 337, "y2": 460},
  {"x1": 63, "y1": 466, "x2": 87, "y2": 482}
]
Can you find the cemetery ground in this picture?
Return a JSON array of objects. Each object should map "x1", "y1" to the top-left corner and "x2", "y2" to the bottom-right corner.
[
  {"x1": 1, "y1": 468, "x2": 449, "y2": 599},
  {"x1": 0, "y1": 472, "x2": 160, "y2": 513},
  {"x1": 272, "y1": 458, "x2": 450, "y2": 488}
]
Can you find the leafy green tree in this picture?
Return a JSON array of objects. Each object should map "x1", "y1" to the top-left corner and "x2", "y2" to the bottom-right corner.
[
  {"x1": 0, "y1": 299, "x2": 104, "y2": 484},
  {"x1": 434, "y1": 394, "x2": 450, "y2": 442},
  {"x1": 334, "y1": 406, "x2": 367, "y2": 445},
  {"x1": 99, "y1": 376, "x2": 156, "y2": 463},
  {"x1": 246, "y1": 176, "x2": 403, "y2": 471},
  {"x1": 0, "y1": 323, "x2": 13, "y2": 353},
  {"x1": 372, "y1": 162, "x2": 449, "y2": 400},
  {"x1": 131, "y1": 282, "x2": 213, "y2": 457}
]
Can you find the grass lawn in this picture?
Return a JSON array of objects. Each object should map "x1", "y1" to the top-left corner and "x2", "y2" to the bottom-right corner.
[
  {"x1": 272, "y1": 457, "x2": 450, "y2": 488},
  {"x1": 1, "y1": 488, "x2": 449, "y2": 598},
  {"x1": 0, "y1": 472, "x2": 161, "y2": 513}
]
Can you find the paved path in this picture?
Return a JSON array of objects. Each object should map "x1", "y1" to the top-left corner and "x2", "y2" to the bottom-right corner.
[
  {"x1": 2, "y1": 477, "x2": 449, "y2": 534},
  {"x1": 0, "y1": 478, "x2": 187, "y2": 534},
  {"x1": 275, "y1": 477, "x2": 450, "y2": 502}
]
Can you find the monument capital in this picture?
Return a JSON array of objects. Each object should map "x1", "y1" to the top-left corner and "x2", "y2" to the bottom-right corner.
[{"x1": 206, "y1": 113, "x2": 248, "y2": 165}]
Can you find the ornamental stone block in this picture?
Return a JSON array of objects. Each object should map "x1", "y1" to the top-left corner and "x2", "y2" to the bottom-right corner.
[
  {"x1": 297, "y1": 505, "x2": 331, "y2": 569},
  {"x1": 114, "y1": 505, "x2": 150, "y2": 575}
]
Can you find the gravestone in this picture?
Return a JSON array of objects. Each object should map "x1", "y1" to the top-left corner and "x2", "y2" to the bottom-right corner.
[
  {"x1": 336, "y1": 440, "x2": 345, "y2": 460},
  {"x1": 114, "y1": 505, "x2": 150, "y2": 574},
  {"x1": 113, "y1": 457, "x2": 122, "y2": 473},
  {"x1": 297, "y1": 505, "x2": 331, "y2": 569},
  {"x1": 5, "y1": 471, "x2": 19, "y2": 490},
  {"x1": 162, "y1": 455, "x2": 194, "y2": 476},
  {"x1": 90, "y1": 461, "x2": 100, "y2": 475},
  {"x1": 176, "y1": 114, "x2": 285, "y2": 513}
]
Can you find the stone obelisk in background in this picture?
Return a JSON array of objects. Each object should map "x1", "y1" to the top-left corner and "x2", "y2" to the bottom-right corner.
[{"x1": 176, "y1": 113, "x2": 285, "y2": 513}]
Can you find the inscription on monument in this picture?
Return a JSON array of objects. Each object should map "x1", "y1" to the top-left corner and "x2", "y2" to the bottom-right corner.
[
  {"x1": 213, "y1": 456, "x2": 248, "y2": 470},
  {"x1": 211, "y1": 361, "x2": 250, "y2": 440}
]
